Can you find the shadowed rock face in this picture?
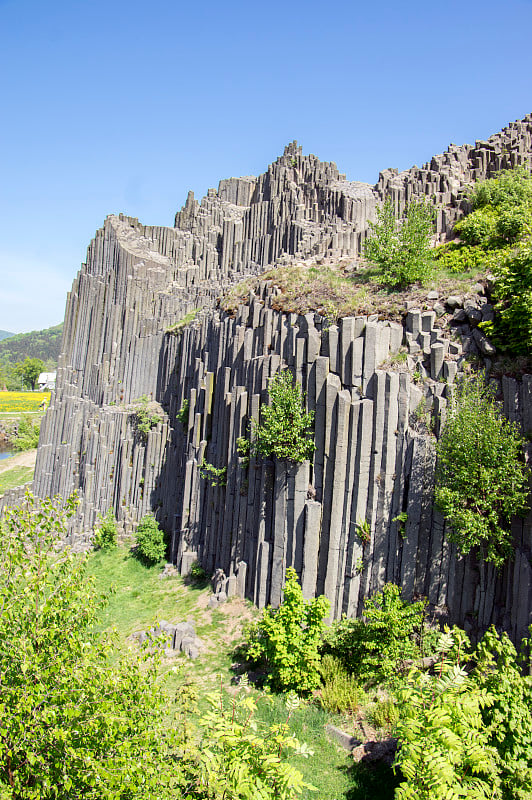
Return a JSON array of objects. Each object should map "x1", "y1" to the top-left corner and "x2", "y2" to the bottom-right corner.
[{"x1": 10, "y1": 115, "x2": 532, "y2": 638}]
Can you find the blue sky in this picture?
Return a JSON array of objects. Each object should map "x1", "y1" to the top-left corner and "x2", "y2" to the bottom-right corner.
[{"x1": 1, "y1": 0, "x2": 531, "y2": 333}]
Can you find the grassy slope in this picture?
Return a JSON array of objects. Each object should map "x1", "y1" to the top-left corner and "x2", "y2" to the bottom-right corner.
[
  {"x1": 88, "y1": 547, "x2": 397, "y2": 800},
  {"x1": 0, "y1": 466, "x2": 34, "y2": 496}
]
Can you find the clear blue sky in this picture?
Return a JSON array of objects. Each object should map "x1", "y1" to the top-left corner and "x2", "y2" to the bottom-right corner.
[{"x1": 1, "y1": 0, "x2": 531, "y2": 333}]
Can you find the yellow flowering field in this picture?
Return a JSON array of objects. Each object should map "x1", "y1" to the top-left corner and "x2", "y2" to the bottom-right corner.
[{"x1": 0, "y1": 392, "x2": 51, "y2": 413}]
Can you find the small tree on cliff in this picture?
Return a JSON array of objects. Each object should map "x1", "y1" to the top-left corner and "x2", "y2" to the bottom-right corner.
[
  {"x1": 364, "y1": 199, "x2": 435, "y2": 288},
  {"x1": 253, "y1": 371, "x2": 315, "y2": 462}
]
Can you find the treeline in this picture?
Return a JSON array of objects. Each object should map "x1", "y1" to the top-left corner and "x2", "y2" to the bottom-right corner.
[{"x1": 0, "y1": 323, "x2": 63, "y2": 389}]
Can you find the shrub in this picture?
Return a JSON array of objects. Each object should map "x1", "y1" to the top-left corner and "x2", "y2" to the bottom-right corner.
[
  {"x1": 469, "y1": 166, "x2": 532, "y2": 210},
  {"x1": 134, "y1": 514, "x2": 166, "y2": 564},
  {"x1": 322, "y1": 583, "x2": 429, "y2": 685},
  {"x1": 394, "y1": 629, "x2": 498, "y2": 800},
  {"x1": 364, "y1": 199, "x2": 435, "y2": 288},
  {"x1": 188, "y1": 559, "x2": 208, "y2": 585},
  {"x1": 394, "y1": 625, "x2": 532, "y2": 800},
  {"x1": 199, "y1": 459, "x2": 227, "y2": 487},
  {"x1": 130, "y1": 396, "x2": 163, "y2": 441},
  {"x1": 176, "y1": 398, "x2": 189, "y2": 427},
  {"x1": 12, "y1": 416, "x2": 40, "y2": 451},
  {"x1": 243, "y1": 567, "x2": 330, "y2": 695},
  {"x1": 93, "y1": 507, "x2": 118, "y2": 550},
  {"x1": 318, "y1": 655, "x2": 360, "y2": 714},
  {"x1": 253, "y1": 371, "x2": 315, "y2": 463},
  {"x1": 454, "y1": 206, "x2": 498, "y2": 247},
  {"x1": 191, "y1": 685, "x2": 315, "y2": 799},
  {"x1": 434, "y1": 373, "x2": 530, "y2": 567},
  {"x1": 480, "y1": 242, "x2": 532, "y2": 355}
]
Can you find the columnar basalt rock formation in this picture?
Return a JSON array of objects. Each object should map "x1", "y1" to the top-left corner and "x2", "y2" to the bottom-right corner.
[{"x1": 5, "y1": 114, "x2": 532, "y2": 640}]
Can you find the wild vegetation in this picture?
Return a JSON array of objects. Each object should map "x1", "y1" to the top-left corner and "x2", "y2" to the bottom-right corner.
[
  {"x1": 253, "y1": 371, "x2": 315, "y2": 463},
  {"x1": 364, "y1": 200, "x2": 435, "y2": 288},
  {"x1": 435, "y1": 373, "x2": 530, "y2": 567}
]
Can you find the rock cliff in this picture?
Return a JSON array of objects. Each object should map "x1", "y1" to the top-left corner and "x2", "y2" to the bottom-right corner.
[{"x1": 6, "y1": 113, "x2": 532, "y2": 640}]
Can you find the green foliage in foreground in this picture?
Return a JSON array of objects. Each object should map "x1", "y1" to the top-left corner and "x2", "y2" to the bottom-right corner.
[
  {"x1": 322, "y1": 583, "x2": 432, "y2": 685},
  {"x1": 364, "y1": 199, "x2": 435, "y2": 288},
  {"x1": 0, "y1": 492, "x2": 182, "y2": 800},
  {"x1": 435, "y1": 374, "x2": 530, "y2": 567},
  {"x1": 12, "y1": 416, "x2": 40, "y2": 451},
  {"x1": 253, "y1": 371, "x2": 315, "y2": 463},
  {"x1": 394, "y1": 626, "x2": 532, "y2": 800},
  {"x1": 243, "y1": 567, "x2": 330, "y2": 695},
  {"x1": 0, "y1": 494, "x2": 315, "y2": 800},
  {"x1": 134, "y1": 513, "x2": 166, "y2": 564}
]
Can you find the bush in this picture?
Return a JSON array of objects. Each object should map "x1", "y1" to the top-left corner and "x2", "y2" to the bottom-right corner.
[
  {"x1": 93, "y1": 507, "x2": 118, "y2": 550},
  {"x1": 454, "y1": 206, "x2": 498, "y2": 247},
  {"x1": 130, "y1": 396, "x2": 163, "y2": 441},
  {"x1": 435, "y1": 373, "x2": 530, "y2": 567},
  {"x1": 243, "y1": 567, "x2": 330, "y2": 695},
  {"x1": 394, "y1": 625, "x2": 532, "y2": 800},
  {"x1": 480, "y1": 242, "x2": 532, "y2": 355},
  {"x1": 322, "y1": 583, "x2": 430, "y2": 685},
  {"x1": 12, "y1": 416, "x2": 40, "y2": 451},
  {"x1": 134, "y1": 514, "x2": 166, "y2": 565},
  {"x1": 433, "y1": 241, "x2": 487, "y2": 274},
  {"x1": 364, "y1": 199, "x2": 435, "y2": 288},
  {"x1": 470, "y1": 166, "x2": 532, "y2": 210},
  {"x1": 253, "y1": 371, "x2": 315, "y2": 463},
  {"x1": 394, "y1": 629, "x2": 498, "y2": 800},
  {"x1": 0, "y1": 492, "x2": 183, "y2": 799}
]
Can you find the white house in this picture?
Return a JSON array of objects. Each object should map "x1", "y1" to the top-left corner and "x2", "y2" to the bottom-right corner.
[{"x1": 37, "y1": 372, "x2": 56, "y2": 391}]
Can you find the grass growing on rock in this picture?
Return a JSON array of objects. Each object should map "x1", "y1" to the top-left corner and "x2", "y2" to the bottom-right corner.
[{"x1": 220, "y1": 258, "x2": 486, "y2": 323}]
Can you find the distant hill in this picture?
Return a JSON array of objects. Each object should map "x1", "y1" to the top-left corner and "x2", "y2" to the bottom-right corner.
[
  {"x1": 0, "y1": 323, "x2": 64, "y2": 367},
  {"x1": 0, "y1": 330, "x2": 14, "y2": 341}
]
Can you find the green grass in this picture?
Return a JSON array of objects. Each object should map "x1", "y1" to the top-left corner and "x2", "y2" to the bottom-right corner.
[
  {"x1": 0, "y1": 466, "x2": 34, "y2": 496},
  {"x1": 89, "y1": 546, "x2": 209, "y2": 637},
  {"x1": 86, "y1": 546, "x2": 396, "y2": 799}
]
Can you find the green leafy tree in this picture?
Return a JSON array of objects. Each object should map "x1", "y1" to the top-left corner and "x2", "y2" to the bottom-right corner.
[
  {"x1": 364, "y1": 199, "x2": 435, "y2": 288},
  {"x1": 435, "y1": 374, "x2": 530, "y2": 568},
  {"x1": 134, "y1": 513, "x2": 166, "y2": 564},
  {"x1": 243, "y1": 567, "x2": 330, "y2": 695},
  {"x1": 0, "y1": 492, "x2": 183, "y2": 800},
  {"x1": 14, "y1": 357, "x2": 44, "y2": 390},
  {"x1": 253, "y1": 371, "x2": 315, "y2": 463},
  {"x1": 322, "y1": 583, "x2": 431, "y2": 684}
]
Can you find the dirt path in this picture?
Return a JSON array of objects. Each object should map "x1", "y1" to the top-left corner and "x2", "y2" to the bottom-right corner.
[{"x1": 0, "y1": 449, "x2": 37, "y2": 475}]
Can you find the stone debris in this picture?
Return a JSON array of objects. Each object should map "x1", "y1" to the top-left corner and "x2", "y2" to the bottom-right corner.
[{"x1": 132, "y1": 620, "x2": 204, "y2": 659}]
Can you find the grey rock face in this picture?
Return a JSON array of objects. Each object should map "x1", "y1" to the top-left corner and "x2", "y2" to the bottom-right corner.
[{"x1": 4, "y1": 114, "x2": 532, "y2": 646}]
